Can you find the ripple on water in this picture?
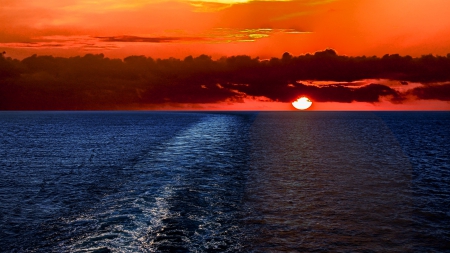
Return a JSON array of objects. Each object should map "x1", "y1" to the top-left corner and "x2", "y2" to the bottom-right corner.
[{"x1": 0, "y1": 111, "x2": 448, "y2": 252}]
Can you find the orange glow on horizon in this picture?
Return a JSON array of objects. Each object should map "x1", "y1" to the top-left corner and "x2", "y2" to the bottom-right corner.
[{"x1": 135, "y1": 98, "x2": 450, "y2": 111}]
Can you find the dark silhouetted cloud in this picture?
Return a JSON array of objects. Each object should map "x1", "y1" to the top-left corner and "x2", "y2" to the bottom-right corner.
[
  {"x1": 409, "y1": 83, "x2": 450, "y2": 101},
  {"x1": 1, "y1": 50, "x2": 450, "y2": 110}
]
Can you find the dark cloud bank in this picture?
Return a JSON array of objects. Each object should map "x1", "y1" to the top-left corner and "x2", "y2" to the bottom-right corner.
[{"x1": 1, "y1": 49, "x2": 450, "y2": 110}]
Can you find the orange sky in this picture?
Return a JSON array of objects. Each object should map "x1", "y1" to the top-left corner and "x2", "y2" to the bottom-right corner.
[
  {"x1": 1, "y1": 0, "x2": 450, "y2": 110},
  {"x1": 2, "y1": 0, "x2": 450, "y2": 59}
]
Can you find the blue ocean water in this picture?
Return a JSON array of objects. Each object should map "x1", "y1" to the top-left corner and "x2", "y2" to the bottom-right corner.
[{"x1": 0, "y1": 111, "x2": 449, "y2": 252}]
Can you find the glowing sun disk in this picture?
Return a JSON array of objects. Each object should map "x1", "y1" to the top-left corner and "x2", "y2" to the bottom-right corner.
[{"x1": 292, "y1": 96, "x2": 312, "y2": 110}]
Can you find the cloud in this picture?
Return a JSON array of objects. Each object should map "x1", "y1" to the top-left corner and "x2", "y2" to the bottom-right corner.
[
  {"x1": 95, "y1": 35, "x2": 189, "y2": 43},
  {"x1": 186, "y1": 0, "x2": 293, "y2": 12},
  {"x1": 0, "y1": 28, "x2": 308, "y2": 50},
  {"x1": 287, "y1": 83, "x2": 400, "y2": 103},
  {"x1": 409, "y1": 83, "x2": 450, "y2": 101},
  {"x1": 1, "y1": 50, "x2": 450, "y2": 110},
  {"x1": 0, "y1": 36, "x2": 121, "y2": 50}
]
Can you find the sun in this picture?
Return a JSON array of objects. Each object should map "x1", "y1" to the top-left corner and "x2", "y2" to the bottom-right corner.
[{"x1": 292, "y1": 96, "x2": 313, "y2": 110}]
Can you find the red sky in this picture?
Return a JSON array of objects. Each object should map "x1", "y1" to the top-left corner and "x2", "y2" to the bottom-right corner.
[{"x1": 1, "y1": 0, "x2": 450, "y2": 110}]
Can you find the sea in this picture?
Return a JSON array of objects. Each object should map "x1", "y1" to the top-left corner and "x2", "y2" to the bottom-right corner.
[{"x1": 0, "y1": 111, "x2": 449, "y2": 252}]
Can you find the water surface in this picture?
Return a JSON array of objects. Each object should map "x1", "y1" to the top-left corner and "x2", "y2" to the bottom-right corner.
[{"x1": 0, "y1": 111, "x2": 448, "y2": 252}]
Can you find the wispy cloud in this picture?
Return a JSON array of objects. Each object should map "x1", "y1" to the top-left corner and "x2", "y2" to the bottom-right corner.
[
  {"x1": 205, "y1": 28, "x2": 309, "y2": 42},
  {"x1": 0, "y1": 28, "x2": 310, "y2": 50},
  {"x1": 185, "y1": 0, "x2": 339, "y2": 12},
  {"x1": 95, "y1": 35, "x2": 188, "y2": 43},
  {"x1": 0, "y1": 36, "x2": 120, "y2": 50}
]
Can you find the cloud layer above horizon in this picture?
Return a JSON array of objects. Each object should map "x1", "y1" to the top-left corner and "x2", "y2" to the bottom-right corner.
[{"x1": 1, "y1": 50, "x2": 449, "y2": 110}]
